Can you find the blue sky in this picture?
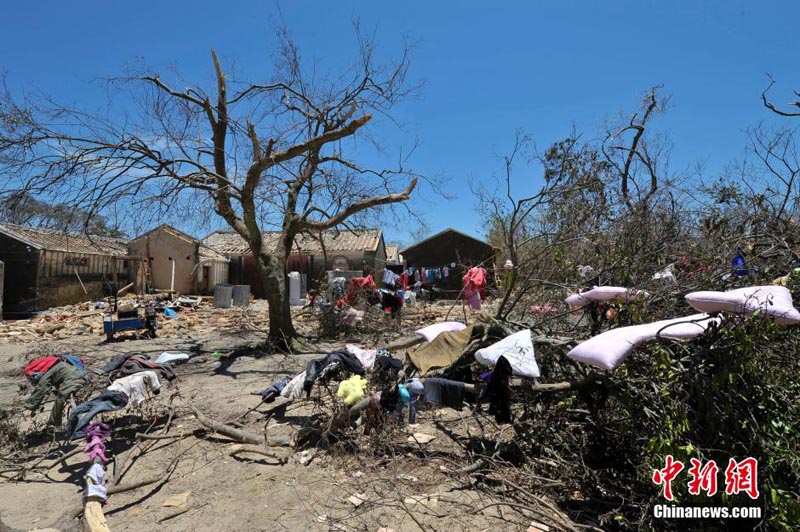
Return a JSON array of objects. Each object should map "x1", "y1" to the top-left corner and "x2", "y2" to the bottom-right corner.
[{"x1": 2, "y1": 1, "x2": 798, "y2": 247}]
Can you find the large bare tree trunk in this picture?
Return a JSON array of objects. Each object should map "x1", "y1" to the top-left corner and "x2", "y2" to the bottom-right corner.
[{"x1": 253, "y1": 250, "x2": 296, "y2": 344}]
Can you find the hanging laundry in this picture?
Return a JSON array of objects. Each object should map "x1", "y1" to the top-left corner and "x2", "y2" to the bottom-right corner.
[
  {"x1": 396, "y1": 384, "x2": 412, "y2": 426},
  {"x1": 463, "y1": 266, "x2": 488, "y2": 309},
  {"x1": 481, "y1": 355, "x2": 513, "y2": 423},
  {"x1": 422, "y1": 378, "x2": 466, "y2": 410},
  {"x1": 467, "y1": 291, "x2": 482, "y2": 310},
  {"x1": 404, "y1": 378, "x2": 424, "y2": 423},
  {"x1": 427, "y1": 269, "x2": 436, "y2": 284},
  {"x1": 383, "y1": 268, "x2": 400, "y2": 287},
  {"x1": 443, "y1": 266, "x2": 449, "y2": 279}
]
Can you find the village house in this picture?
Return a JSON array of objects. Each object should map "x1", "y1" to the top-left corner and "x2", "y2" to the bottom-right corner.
[
  {"x1": 400, "y1": 228, "x2": 497, "y2": 297},
  {"x1": 385, "y1": 245, "x2": 405, "y2": 272},
  {"x1": 202, "y1": 229, "x2": 386, "y2": 298},
  {"x1": 0, "y1": 222, "x2": 133, "y2": 316},
  {"x1": 127, "y1": 225, "x2": 229, "y2": 296}
]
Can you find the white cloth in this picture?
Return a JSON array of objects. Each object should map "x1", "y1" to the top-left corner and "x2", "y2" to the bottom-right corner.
[
  {"x1": 345, "y1": 344, "x2": 377, "y2": 370},
  {"x1": 107, "y1": 371, "x2": 161, "y2": 406},
  {"x1": 155, "y1": 352, "x2": 190, "y2": 364},
  {"x1": 84, "y1": 463, "x2": 108, "y2": 502},
  {"x1": 475, "y1": 329, "x2": 540, "y2": 378},
  {"x1": 280, "y1": 371, "x2": 306, "y2": 400},
  {"x1": 383, "y1": 268, "x2": 399, "y2": 285}
]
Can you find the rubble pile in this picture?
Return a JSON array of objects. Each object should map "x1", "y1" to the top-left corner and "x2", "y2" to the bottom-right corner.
[{"x1": 0, "y1": 297, "x2": 272, "y2": 343}]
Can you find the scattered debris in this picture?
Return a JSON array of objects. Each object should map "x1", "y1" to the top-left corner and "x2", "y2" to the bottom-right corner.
[
  {"x1": 347, "y1": 493, "x2": 368, "y2": 508},
  {"x1": 297, "y1": 449, "x2": 317, "y2": 466},
  {"x1": 162, "y1": 492, "x2": 192, "y2": 508},
  {"x1": 407, "y1": 433, "x2": 436, "y2": 444}
]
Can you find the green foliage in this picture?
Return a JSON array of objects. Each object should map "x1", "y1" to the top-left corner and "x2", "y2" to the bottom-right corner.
[{"x1": 606, "y1": 316, "x2": 800, "y2": 530}]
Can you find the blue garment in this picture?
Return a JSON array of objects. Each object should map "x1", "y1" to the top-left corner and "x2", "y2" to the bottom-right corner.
[
  {"x1": 396, "y1": 384, "x2": 412, "y2": 426},
  {"x1": 732, "y1": 249, "x2": 747, "y2": 277},
  {"x1": 58, "y1": 354, "x2": 87, "y2": 374},
  {"x1": 259, "y1": 377, "x2": 289, "y2": 403},
  {"x1": 403, "y1": 379, "x2": 424, "y2": 423},
  {"x1": 65, "y1": 391, "x2": 128, "y2": 440},
  {"x1": 427, "y1": 269, "x2": 436, "y2": 284}
]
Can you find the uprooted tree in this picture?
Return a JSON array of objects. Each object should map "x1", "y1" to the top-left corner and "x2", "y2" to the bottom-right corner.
[{"x1": 0, "y1": 28, "x2": 420, "y2": 346}]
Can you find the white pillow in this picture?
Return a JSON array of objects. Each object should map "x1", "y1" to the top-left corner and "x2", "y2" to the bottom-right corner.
[
  {"x1": 685, "y1": 286, "x2": 800, "y2": 325},
  {"x1": 474, "y1": 329, "x2": 540, "y2": 378},
  {"x1": 565, "y1": 286, "x2": 650, "y2": 307},
  {"x1": 415, "y1": 322, "x2": 467, "y2": 343},
  {"x1": 567, "y1": 314, "x2": 718, "y2": 371}
]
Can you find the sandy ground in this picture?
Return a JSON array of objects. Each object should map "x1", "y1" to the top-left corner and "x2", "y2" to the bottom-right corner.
[{"x1": 0, "y1": 304, "x2": 529, "y2": 532}]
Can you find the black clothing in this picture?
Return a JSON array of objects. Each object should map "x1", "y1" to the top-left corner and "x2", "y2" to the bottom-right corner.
[{"x1": 422, "y1": 378, "x2": 466, "y2": 410}]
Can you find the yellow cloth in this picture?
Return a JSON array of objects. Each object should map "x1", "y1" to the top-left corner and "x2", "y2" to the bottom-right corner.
[
  {"x1": 407, "y1": 325, "x2": 475, "y2": 374},
  {"x1": 336, "y1": 375, "x2": 368, "y2": 405}
]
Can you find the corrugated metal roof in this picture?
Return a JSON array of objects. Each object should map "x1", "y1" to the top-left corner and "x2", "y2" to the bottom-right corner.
[
  {"x1": 0, "y1": 222, "x2": 128, "y2": 256},
  {"x1": 202, "y1": 228, "x2": 382, "y2": 256}
]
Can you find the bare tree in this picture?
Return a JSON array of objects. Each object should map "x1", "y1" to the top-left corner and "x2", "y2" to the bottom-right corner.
[
  {"x1": 0, "y1": 28, "x2": 421, "y2": 346},
  {"x1": 762, "y1": 77, "x2": 800, "y2": 117},
  {"x1": 601, "y1": 86, "x2": 668, "y2": 210}
]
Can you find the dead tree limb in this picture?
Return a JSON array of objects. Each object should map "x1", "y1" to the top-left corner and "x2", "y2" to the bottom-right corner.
[
  {"x1": 191, "y1": 406, "x2": 292, "y2": 447},
  {"x1": 229, "y1": 444, "x2": 288, "y2": 464}
]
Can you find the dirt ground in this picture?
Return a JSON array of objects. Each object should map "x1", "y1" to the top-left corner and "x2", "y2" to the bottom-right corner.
[{"x1": 0, "y1": 303, "x2": 535, "y2": 532}]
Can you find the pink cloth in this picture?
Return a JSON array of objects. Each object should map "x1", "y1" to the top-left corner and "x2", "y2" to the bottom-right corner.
[
  {"x1": 685, "y1": 285, "x2": 800, "y2": 325},
  {"x1": 415, "y1": 322, "x2": 467, "y2": 343},
  {"x1": 463, "y1": 266, "x2": 488, "y2": 301}
]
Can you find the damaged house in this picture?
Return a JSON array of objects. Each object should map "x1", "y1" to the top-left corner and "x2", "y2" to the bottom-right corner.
[
  {"x1": 202, "y1": 228, "x2": 386, "y2": 298},
  {"x1": 127, "y1": 225, "x2": 229, "y2": 295},
  {"x1": 0, "y1": 222, "x2": 132, "y2": 316}
]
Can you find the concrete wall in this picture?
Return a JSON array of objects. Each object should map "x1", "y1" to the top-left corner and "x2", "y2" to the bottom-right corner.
[{"x1": 129, "y1": 230, "x2": 198, "y2": 294}]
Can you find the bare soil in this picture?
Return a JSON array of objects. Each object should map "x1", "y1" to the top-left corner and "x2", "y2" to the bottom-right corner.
[{"x1": 0, "y1": 303, "x2": 532, "y2": 532}]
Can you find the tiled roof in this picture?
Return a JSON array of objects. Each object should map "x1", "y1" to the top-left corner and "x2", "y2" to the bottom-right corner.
[
  {"x1": 0, "y1": 222, "x2": 128, "y2": 256},
  {"x1": 198, "y1": 244, "x2": 228, "y2": 262},
  {"x1": 132, "y1": 224, "x2": 228, "y2": 262},
  {"x1": 202, "y1": 228, "x2": 383, "y2": 256}
]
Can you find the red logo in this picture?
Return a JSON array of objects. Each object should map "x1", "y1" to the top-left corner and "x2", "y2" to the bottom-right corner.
[
  {"x1": 653, "y1": 457, "x2": 759, "y2": 501},
  {"x1": 652, "y1": 455, "x2": 685, "y2": 501},
  {"x1": 687, "y1": 458, "x2": 719, "y2": 496},
  {"x1": 724, "y1": 458, "x2": 759, "y2": 499}
]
